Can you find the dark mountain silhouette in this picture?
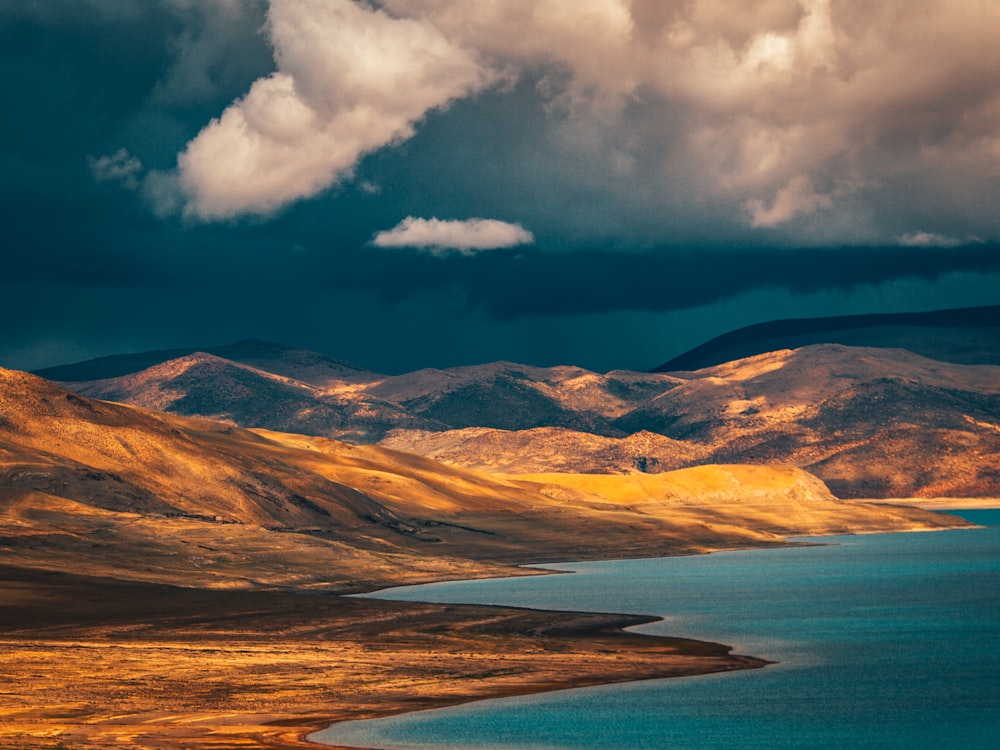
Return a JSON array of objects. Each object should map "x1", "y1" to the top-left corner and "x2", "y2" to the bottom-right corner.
[{"x1": 652, "y1": 304, "x2": 1000, "y2": 372}]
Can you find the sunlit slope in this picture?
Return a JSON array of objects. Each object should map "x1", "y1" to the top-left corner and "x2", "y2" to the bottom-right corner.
[
  {"x1": 620, "y1": 345, "x2": 1000, "y2": 497},
  {"x1": 510, "y1": 466, "x2": 960, "y2": 538},
  {"x1": 1, "y1": 367, "x2": 966, "y2": 590},
  {"x1": 380, "y1": 426, "x2": 701, "y2": 474},
  {"x1": 34, "y1": 338, "x2": 379, "y2": 386},
  {"x1": 70, "y1": 355, "x2": 676, "y2": 439},
  {"x1": 386, "y1": 345, "x2": 1000, "y2": 498},
  {"x1": 60, "y1": 341, "x2": 1000, "y2": 498},
  {"x1": 0, "y1": 369, "x2": 515, "y2": 589}
]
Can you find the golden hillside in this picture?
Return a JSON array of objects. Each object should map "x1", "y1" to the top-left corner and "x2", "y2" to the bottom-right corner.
[
  {"x1": 1, "y1": 367, "x2": 964, "y2": 592},
  {"x1": 64, "y1": 343, "x2": 1000, "y2": 498},
  {"x1": 0, "y1": 366, "x2": 975, "y2": 750}
]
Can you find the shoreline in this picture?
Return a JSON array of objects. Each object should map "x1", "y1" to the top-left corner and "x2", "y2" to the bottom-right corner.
[
  {"x1": 307, "y1": 572, "x2": 773, "y2": 750},
  {"x1": 303, "y1": 652, "x2": 770, "y2": 750},
  {"x1": 303, "y1": 509, "x2": 995, "y2": 750},
  {"x1": 2, "y1": 509, "x2": 986, "y2": 749},
  {"x1": 0, "y1": 564, "x2": 768, "y2": 750}
]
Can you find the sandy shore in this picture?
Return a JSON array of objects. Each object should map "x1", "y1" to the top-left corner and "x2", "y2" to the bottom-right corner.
[{"x1": 0, "y1": 564, "x2": 767, "y2": 749}]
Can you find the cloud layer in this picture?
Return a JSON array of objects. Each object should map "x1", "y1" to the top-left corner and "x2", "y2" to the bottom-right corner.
[
  {"x1": 7, "y1": 1, "x2": 999, "y2": 377},
  {"x1": 162, "y1": 0, "x2": 1000, "y2": 245},
  {"x1": 172, "y1": 0, "x2": 490, "y2": 219},
  {"x1": 384, "y1": 0, "x2": 1000, "y2": 236},
  {"x1": 372, "y1": 217, "x2": 534, "y2": 254}
]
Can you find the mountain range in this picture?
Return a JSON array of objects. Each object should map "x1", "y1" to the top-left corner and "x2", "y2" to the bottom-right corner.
[
  {"x1": 2, "y1": 307, "x2": 990, "y2": 746},
  {"x1": 47, "y1": 306, "x2": 1000, "y2": 499},
  {"x1": 2, "y1": 367, "x2": 962, "y2": 591},
  {"x1": 4, "y1": 307, "x2": 994, "y2": 749}
]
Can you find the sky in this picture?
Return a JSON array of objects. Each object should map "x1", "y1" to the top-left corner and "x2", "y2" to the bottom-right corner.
[{"x1": 2, "y1": 0, "x2": 999, "y2": 374}]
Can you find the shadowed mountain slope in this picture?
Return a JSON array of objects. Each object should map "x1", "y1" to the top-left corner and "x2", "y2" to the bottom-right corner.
[
  {"x1": 652, "y1": 304, "x2": 1000, "y2": 371},
  {"x1": 366, "y1": 363, "x2": 673, "y2": 434},
  {"x1": 67, "y1": 356, "x2": 679, "y2": 441},
  {"x1": 0, "y1": 368, "x2": 962, "y2": 590}
]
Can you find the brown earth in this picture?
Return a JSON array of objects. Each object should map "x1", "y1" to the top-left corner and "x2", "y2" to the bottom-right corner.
[
  {"x1": 2, "y1": 367, "x2": 961, "y2": 591},
  {"x1": 382, "y1": 345, "x2": 1000, "y2": 498},
  {"x1": 0, "y1": 565, "x2": 767, "y2": 750},
  {"x1": 66, "y1": 344, "x2": 1000, "y2": 498},
  {"x1": 0, "y1": 367, "x2": 972, "y2": 748}
]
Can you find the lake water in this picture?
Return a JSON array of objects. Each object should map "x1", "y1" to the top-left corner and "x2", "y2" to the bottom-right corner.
[{"x1": 312, "y1": 510, "x2": 1000, "y2": 750}]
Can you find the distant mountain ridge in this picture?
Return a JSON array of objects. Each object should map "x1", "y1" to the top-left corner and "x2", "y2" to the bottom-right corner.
[
  {"x1": 62, "y1": 356, "x2": 680, "y2": 443},
  {"x1": 380, "y1": 345, "x2": 1000, "y2": 498},
  {"x1": 32, "y1": 339, "x2": 375, "y2": 385},
  {"x1": 653, "y1": 304, "x2": 1000, "y2": 371},
  {"x1": 29, "y1": 305, "x2": 1000, "y2": 499},
  {"x1": 48, "y1": 346, "x2": 1000, "y2": 499},
  {"x1": 65, "y1": 351, "x2": 440, "y2": 442}
]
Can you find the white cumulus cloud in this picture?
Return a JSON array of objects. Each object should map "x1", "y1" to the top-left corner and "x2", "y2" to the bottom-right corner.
[
  {"x1": 372, "y1": 217, "x2": 534, "y2": 255},
  {"x1": 170, "y1": 0, "x2": 492, "y2": 220},
  {"x1": 161, "y1": 0, "x2": 1000, "y2": 242},
  {"x1": 381, "y1": 0, "x2": 1000, "y2": 238}
]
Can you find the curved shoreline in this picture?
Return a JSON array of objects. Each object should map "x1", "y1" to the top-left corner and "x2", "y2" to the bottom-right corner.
[
  {"x1": 1, "y1": 510, "x2": 983, "y2": 749},
  {"x1": 0, "y1": 563, "x2": 768, "y2": 750},
  {"x1": 301, "y1": 558, "x2": 776, "y2": 750},
  {"x1": 302, "y1": 609, "x2": 770, "y2": 750},
  {"x1": 301, "y1": 513, "x2": 993, "y2": 750}
]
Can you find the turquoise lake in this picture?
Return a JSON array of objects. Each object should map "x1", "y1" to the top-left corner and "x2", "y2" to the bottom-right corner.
[{"x1": 312, "y1": 510, "x2": 1000, "y2": 750}]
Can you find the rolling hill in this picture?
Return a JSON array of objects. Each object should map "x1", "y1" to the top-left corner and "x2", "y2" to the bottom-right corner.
[
  {"x1": 57, "y1": 339, "x2": 1000, "y2": 498},
  {"x1": 0, "y1": 367, "x2": 963, "y2": 591},
  {"x1": 10, "y1": 318, "x2": 997, "y2": 749},
  {"x1": 61, "y1": 351, "x2": 441, "y2": 442},
  {"x1": 65, "y1": 355, "x2": 678, "y2": 440},
  {"x1": 383, "y1": 345, "x2": 1000, "y2": 498}
]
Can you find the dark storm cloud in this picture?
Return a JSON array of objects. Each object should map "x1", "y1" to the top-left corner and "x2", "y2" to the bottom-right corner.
[
  {"x1": 2, "y1": 2, "x2": 999, "y2": 375},
  {"x1": 349, "y1": 243, "x2": 1000, "y2": 320},
  {"x1": 0, "y1": 2, "x2": 272, "y2": 279},
  {"x1": 0, "y1": 2, "x2": 271, "y2": 169}
]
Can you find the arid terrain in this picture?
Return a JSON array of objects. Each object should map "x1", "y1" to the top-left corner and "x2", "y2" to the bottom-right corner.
[
  {"x1": 382, "y1": 345, "x2": 1000, "y2": 498},
  {"x1": 62, "y1": 338, "x2": 1000, "y2": 498},
  {"x1": 1, "y1": 564, "x2": 770, "y2": 750},
  {"x1": 7, "y1": 0, "x2": 1000, "y2": 742},
  {"x1": 0, "y1": 361, "x2": 973, "y2": 748},
  {"x1": 0, "y1": 367, "x2": 962, "y2": 587}
]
